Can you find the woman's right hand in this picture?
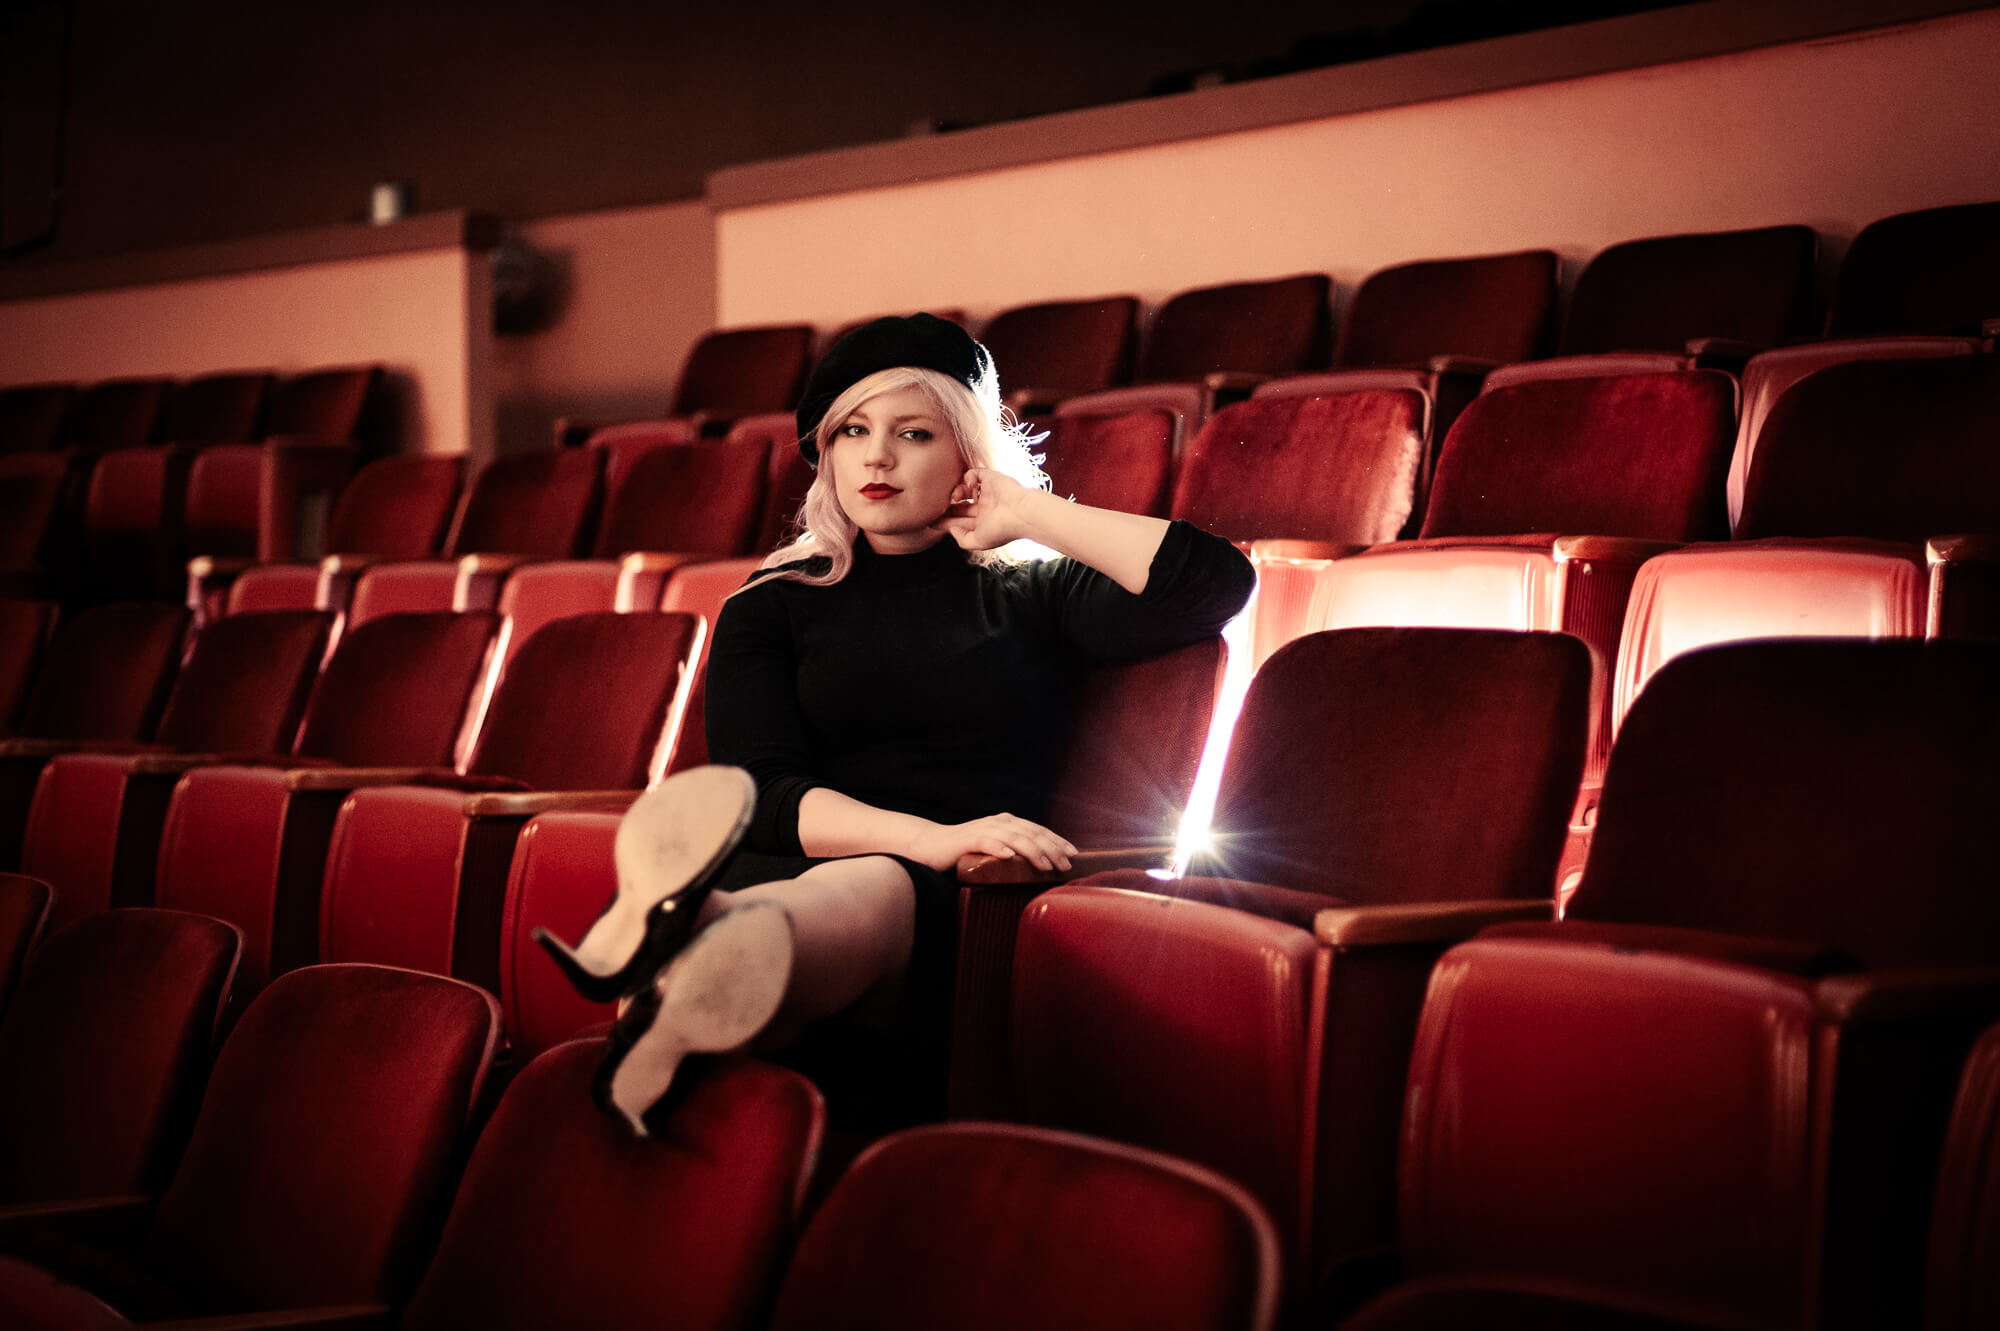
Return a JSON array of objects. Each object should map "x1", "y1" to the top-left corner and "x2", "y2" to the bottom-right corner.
[{"x1": 908, "y1": 813, "x2": 1077, "y2": 873}]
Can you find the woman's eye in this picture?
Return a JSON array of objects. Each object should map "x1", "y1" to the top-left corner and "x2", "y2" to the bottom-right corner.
[
  {"x1": 901, "y1": 428, "x2": 933, "y2": 442},
  {"x1": 837, "y1": 423, "x2": 867, "y2": 437}
]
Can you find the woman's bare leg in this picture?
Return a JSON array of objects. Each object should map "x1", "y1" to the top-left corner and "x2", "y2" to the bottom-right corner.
[{"x1": 701, "y1": 855, "x2": 917, "y2": 1031}]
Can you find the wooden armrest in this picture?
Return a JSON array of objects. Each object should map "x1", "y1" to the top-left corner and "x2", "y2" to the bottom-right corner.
[
  {"x1": 957, "y1": 844, "x2": 1173, "y2": 886},
  {"x1": 1816, "y1": 966, "x2": 2000, "y2": 1024},
  {"x1": 1425, "y1": 354, "x2": 1501, "y2": 376},
  {"x1": 126, "y1": 750, "x2": 292, "y2": 776},
  {"x1": 0, "y1": 738, "x2": 167, "y2": 759},
  {"x1": 282, "y1": 765, "x2": 462, "y2": 792},
  {"x1": 1928, "y1": 533, "x2": 2000, "y2": 565},
  {"x1": 554, "y1": 415, "x2": 604, "y2": 449},
  {"x1": 1203, "y1": 371, "x2": 1270, "y2": 392},
  {"x1": 462, "y1": 788, "x2": 641, "y2": 817},
  {"x1": 187, "y1": 555, "x2": 259, "y2": 579},
  {"x1": 143, "y1": 1307, "x2": 394, "y2": 1330},
  {"x1": 1313, "y1": 898, "x2": 1552, "y2": 947},
  {"x1": 0, "y1": 1194, "x2": 152, "y2": 1244},
  {"x1": 318, "y1": 552, "x2": 395, "y2": 577},
  {"x1": 1552, "y1": 535, "x2": 1683, "y2": 565},
  {"x1": 1249, "y1": 538, "x2": 1370, "y2": 564},
  {"x1": 616, "y1": 551, "x2": 710, "y2": 577},
  {"x1": 455, "y1": 551, "x2": 536, "y2": 578},
  {"x1": 1683, "y1": 336, "x2": 1764, "y2": 363}
]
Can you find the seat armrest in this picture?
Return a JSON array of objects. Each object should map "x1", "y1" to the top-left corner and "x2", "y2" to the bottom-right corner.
[
  {"x1": 1202, "y1": 370, "x2": 1270, "y2": 393},
  {"x1": 186, "y1": 556, "x2": 258, "y2": 580},
  {"x1": 553, "y1": 415, "x2": 602, "y2": 449},
  {"x1": 1684, "y1": 336, "x2": 1764, "y2": 370},
  {"x1": 1815, "y1": 966, "x2": 2000, "y2": 1024},
  {"x1": 455, "y1": 551, "x2": 535, "y2": 579},
  {"x1": 280, "y1": 765, "x2": 506, "y2": 793},
  {"x1": 1551, "y1": 535, "x2": 1683, "y2": 565},
  {"x1": 1314, "y1": 898, "x2": 1552, "y2": 948},
  {"x1": 1928, "y1": 533, "x2": 2000, "y2": 564},
  {"x1": 0, "y1": 1194, "x2": 153, "y2": 1244},
  {"x1": 462, "y1": 788, "x2": 642, "y2": 818},
  {"x1": 0, "y1": 738, "x2": 168, "y2": 759},
  {"x1": 956, "y1": 844, "x2": 1174, "y2": 886},
  {"x1": 317, "y1": 552, "x2": 395, "y2": 578},
  {"x1": 142, "y1": 1307, "x2": 394, "y2": 1330},
  {"x1": 1425, "y1": 354, "x2": 1502, "y2": 377},
  {"x1": 126, "y1": 750, "x2": 291, "y2": 776}
]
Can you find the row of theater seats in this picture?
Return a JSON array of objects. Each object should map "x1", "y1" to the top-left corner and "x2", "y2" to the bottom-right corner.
[
  {"x1": 0, "y1": 916, "x2": 1280, "y2": 1329},
  {"x1": 1, "y1": 625, "x2": 1997, "y2": 1328},
  {"x1": 0, "y1": 364, "x2": 386, "y2": 604}
]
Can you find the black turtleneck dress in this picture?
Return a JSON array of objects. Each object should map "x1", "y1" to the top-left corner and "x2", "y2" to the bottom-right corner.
[{"x1": 704, "y1": 519, "x2": 1255, "y2": 1001}]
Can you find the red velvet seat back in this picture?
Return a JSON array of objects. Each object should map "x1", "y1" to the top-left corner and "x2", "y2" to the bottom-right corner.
[
  {"x1": 1140, "y1": 275, "x2": 1332, "y2": 381},
  {"x1": 0, "y1": 599, "x2": 56, "y2": 737},
  {"x1": 0, "y1": 453, "x2": 71, "y2": 569},
  {"x1": 0, "y1": 383, "x2": 73, "y2": 453},
  {"x1": 0, "y1": 908, "x2": 239, "y2": 1203},
  {"x1": 1419, "y1": 370, "x2": 1736, "y2": 541},
  {"x1": 447, "y1": 448, "x2": 603, "y2": 557},
  {"x1": 156, "y1": 371, "x2": 271, "y2": 443},
  {"x1": 671, "y1": 325, "x2": 815, "y2": 416},
  {"x1": 743, "y1": 416, "x2": 817, "y2": 553},
  {"x1": 149, "y1": 610, "x2": 332, "y2": 754},
  {"x1": 180, "y1": 443, "x2": 265, "y2": 557},
  {"x1": 402, "y1": 1044, "x2": 823, "y2": 1331},
  {"x1": 328, "y1": 454, "x2": 464, "y2": 556},
  {"x1": 1734, "y1": 353, "x2": 2000, "y2": 541},
  {"x1": 1170, "y1": 389, "x2": 1427, "y2": 543},
  {"x1": 265, "y1": 366, "x2": 380, "y2": 440},
  {"x1": 467, "y1": 611, "x2": 697, "y2": 789},
  {"x1": 1829, "y1": 200, "x2": 2000, "y2": 337},
  {"x1": 591, "y1": 436, "x2": 766, "y2": 558},
  {"x1": 584, "y1": 419, "x2": 698, "y2": 502},
  {"x1": 140, "y1": 964, "x2": 498, "y2": 1313},
  {"x1": 291, "y1": 611, "x2": 498, "y2": 765},
  {"x1": 57, "y1": 378, "x2": 168, "y2": 450},
  {"x1": 0, "y1": 872, "x2": 51, "y2": 1010},
  {"x1": 1195, "y1": 627, "x2": 1588, "y2": 902},
  {"x1": 1560, "y1": 225, "x2": 1820, "y2": 353},
  {"x1": 499, "y1": 811, "x2": 622, "y2": 1053},
  {"x1": 981, "y1": 297, "x2": 1138, "y2": 393},
  {"x1": 1050, "y1": 638, "x2": 1223, "y2": 846},
  {"x1": 768, "y1": 1123, "x2": 1279, "y2": 1331},
  {"x1": 17, "y1": 602, "x2": 188, "y2": 742},
  {"x1": 1336, "y1": 250, "x2": 1557, "y2": 367},
  {"x1": 1039, "y1": 408, "x2": 1176, "y2": 518},
  {"x1": 1571, "y1": 639, "x2": 2000, "y2": 966},
  {"x1": 1929, "y1": 1018, "x2": 2000, "y2": 1331}
]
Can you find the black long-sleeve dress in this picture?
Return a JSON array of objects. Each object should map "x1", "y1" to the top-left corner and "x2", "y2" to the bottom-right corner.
[{"x1": 704, "y1": 518, "x2": 1255, "y2": 1004}]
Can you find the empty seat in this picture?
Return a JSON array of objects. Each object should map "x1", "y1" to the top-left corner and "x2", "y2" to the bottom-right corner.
[
  {"x1": 980, "y1": 296, "x2": 1138, "y2": 407},
  {"x1": 674, "y1": 324, "x2": 815, "y2": 419},
  {"x1": 1142, "y1": 275, "x2": 1333, "y2": 383},
  {"x1": 18, "y1": 610, "x2": 333, "y2": 933},
  {"x1": 1336, "y1": 250, "x2": 1557, "y2": 369},
  {"x1": 497, "y1": 810, "x2": 625, "y2": 1056},
  {"x1": 0, "y1": 383, "x2": 73, "y2": 454},
  {"x1": 1560, "y1": 225, "x2": 1820, "y2": 355},
  {"x1": 0, "y1": 908, "x2": 239, "y2": 1205},
  {"x1": 1011, "y1": 628, "x2": 1588, "y2": 1317},
  {"x1": 264, "y1": 365, "x2": 381, "y2": 443},
  {"x1": 55, "y1": 378, "x2": 169, "y2": 450},
  {"x1": 1928, "y1": 1018, "x2": 2000, "y2": 1331},
  {"x1": 1827, "y1": 199, "x2": 2000, "y2": 339},
  {"x1": 0, "y1": 599, "x2": 57, "y2": 737},
  {"x1": 400, "y1": 1043, "x2": 824, "y2": 1331},
  {"x1": 0, "y1": 963, "x2": 498, "y2": 1323},
  {"x1": 0, "y1": 872, "x2": 52, "y2": 1011},
  {"x1": 767, "y1": 1123, "x2": 1279, "y2": 1331},
  {"x1": 154, "y1": 372, "x2": 271, "y2": 444},
  {"x1": 1036, "y1": 405, "x2": 1177, "y2": 518},
  {"x1": 657, "y1": 555, "x2": 767, "y2": 774}
]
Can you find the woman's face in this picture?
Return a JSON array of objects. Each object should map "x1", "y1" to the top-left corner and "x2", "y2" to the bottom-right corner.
[{"x1": 825, "y1": 384, "x2": 966, "y2": 553}]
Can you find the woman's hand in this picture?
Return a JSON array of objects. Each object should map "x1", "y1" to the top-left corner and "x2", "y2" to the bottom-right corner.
[
  {"x1": 907, "y1": 812, "x2": 1077, "y2": 872},
  {"x1": 931, "y1": 467, "x2": 1042, "y2": 551}
]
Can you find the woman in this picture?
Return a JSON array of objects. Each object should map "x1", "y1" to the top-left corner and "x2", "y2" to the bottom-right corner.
[{"x1": 539, "y1": 314, "x2": 1253, "y2": 1135}]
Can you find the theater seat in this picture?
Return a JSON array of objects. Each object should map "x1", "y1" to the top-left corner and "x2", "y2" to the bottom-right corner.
[
  {"x1": 1036, "y1": 405, "x2": 1177, "y2": 518},
  {"x1": 0, "y1": 872, "x2": 50, "y2": 1010},
  {"x1": 1559, "y1": 225, "x2": 1820, "y2": 356},
  {"x1": 982, "y1": 296, "x2": 1138, "y2": 412},
  {"x1": 767, "y1": 1123, "x2": 1280, "y2": 1331},
  {"x1": 399, "y1": 1042, "x2": 823, "y2": 1331},
  {"x1": 1928, "y1": 1019, "x2": 2000, "y2": 1331}
]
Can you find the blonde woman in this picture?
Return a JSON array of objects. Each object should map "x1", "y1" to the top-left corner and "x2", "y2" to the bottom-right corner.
[{"x1": 539, "y1": 314, "x2": 1253, "y2": 1134}]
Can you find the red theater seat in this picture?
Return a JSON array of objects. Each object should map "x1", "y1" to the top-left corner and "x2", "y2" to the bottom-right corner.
[
  {"x1": 1826, "y1": 199, "x2": 2000, "y2": 340},
  {"x1": 0, "y1": 963, "x2": 498, "y2": 1324},
  {"x1": 1119, "y1": 275, "x2": 1334, "y2": 429},
  {"x1": 1559, "y1": 225, "x2": 1820, "y2": 356},
  {"x1": 1010, "y1": 628, "x2": 1588, "y2": 1318},
  {"x1": 0, "y1": 872, "x2": 50, "y2": 1011},
  {"x1": 1036, "y1": 405, "x2": 1177, "y2": 518},
  {"x1": 55, "y1": 378, "x2": 168, "y2": 451},
  {"x1": 671, "y1": 324, "x2": 815, "y2": 427},
  {"x1": 0, "y1": 382, "x2": 73, "y2": 453},
  {"x1": 767, "y1": 1123, "x2": 1280, "y2": 1331},
  {"x1": 0, "y1": 599, "x2": 57, "y2": 738},
  {"x1": 657, "y1": 556, "x2": 765, "y2": 774},
  {"x1": 1336, "y1": 249, "x2": 1557, "y2": 369},
  {"x1": 981, "y1": 296, "x2": 1138, "y2": 411},
  {"x1": 497, "y1": 809, "x2": 623, "y2": 1056},
  {"x1": 0, "y1": 908, "x2": 239, "y2": 1206},
  {"x1": 1928, "y1": 1019, "x2": 2000, "y2": 1331},
  {"x1": 399, "y1": 1043, "x2": 823, "y2": 1331}
]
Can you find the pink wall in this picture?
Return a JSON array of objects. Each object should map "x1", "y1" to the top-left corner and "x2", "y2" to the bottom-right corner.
[
  {"x1": 713, "y1": 10, "x2": 2000, "y2": 331},
  {"x1": 0, "y1": 248, "x2": 491, "y2": 456}
]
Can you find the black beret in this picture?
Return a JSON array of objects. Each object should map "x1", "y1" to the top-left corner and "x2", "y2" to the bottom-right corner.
[{"x1": 794, "y1": 313, "x2": 993, "y2": 465}]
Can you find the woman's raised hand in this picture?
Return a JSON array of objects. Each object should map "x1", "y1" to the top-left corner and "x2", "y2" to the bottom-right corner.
[
  {"x1": 908, "y1": 811, "x2": 1077, "y2": 872},
  {"x1": 931, "y1": 466, "x2": 1040, "y2": 551}
]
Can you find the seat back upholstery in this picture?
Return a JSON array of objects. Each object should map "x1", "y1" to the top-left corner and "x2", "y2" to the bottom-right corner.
[
  {"x1": 467, "y1": 611, "x2": 699, "y2": 790},
  {"x1": 291, "y1": 610, "x2": 499, "y2": 766},
  {"x1": 1038, "y1": 407, "x2": 1176, "y2": 518},
  {"x1": 734, "y1": 414, "x2": 816, "y2": 554},
  {"x1": 327, "y1": 454, "x2": 465, "y2": 556},
  {"x1": 1194, "y1": 627, "x2": 1589, "y2": 902},
  {"x1": 0, "y1": 872, "x2": 50, "y2": 1010},
  {"x1": 0, "y1": 382, "x2": 74, "y2": 452},
  {"x1": 140, "y1": 964, "x2": 498, "y2": 1314},
  {"x1": 149, "y1": 610, "x2": 332, "y2": 754},
  {"x1": 1420, "y1": 370, "x2": 1736, "y2": 541},
  {"x1": 1928, "y1": 1018, "x2": 2000, "y2": 1331},
  {"x1": 1572, "y1": 639, "x2": 2000, "y2": 966},
  {"x1": 446, "y1": 448, "x2": 604, "y2": 558},
  {"x1": 264, "y1": 366, "x2": 381, "y2": 441},
  {"x1": 767, "y1": 1123, "x2": 1279, "y2": 1331},
  {"x1": 0, "y1": 908, "x2": 240, "y2": 1203},
  {"x1": 1560, "y1": 225, "x2": 1820, "y2": 354},
  {"x1": 0, "y1": 451, "x2": 73, "y2": 569},
  {"x1": 1141, "y1": 275, "x2": 1332, "y2": 381},
  {"x1": 499, "y1": 811, "x2": 622, "y2": 1055},
  {"x1": 1050, "y1": 638, "x2": 1224, "y2": 847},
  {"x1": 1336, "y1": 250, "x2": 1557, "y2": 367},
  {"x1": 1828, "y1": 200, "x2": 2000, "y2": 337},
  {"x1": 659, "y1": 557, "x2": 766, "y2": 774},
  {"x1": 0, "y1": 598, "x2": 58, "y2": 736},
  {"x1": 57, "y1": 377, "x2": 169, "y2": 449},
  {"x1": 401, "y1": 1043, "x2": 823, "y2": 1331},
  {"x1": 1734, "y1": 353, "x2": 2000, "y2": 540},
  {"x1": 981, "y1": 297, "x2": 1138, "y2": 393},
  {"x1": 17, "y1": 602, "x2": 188, "y2": 742},
  {"x1": 591, "y1": 436, "x2": 767, "y2": 558},
  {"x1": 156, "y1": 372, "x2": 271, "y2": 443},
  {"x1": 671, "y1": 325, "x2": 815, "y2": 416},
  {"x1": 1170, "y1": 389, "x2": 1428, "y2": 543}
]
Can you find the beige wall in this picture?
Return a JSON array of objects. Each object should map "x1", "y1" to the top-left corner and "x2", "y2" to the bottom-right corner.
[
  {"x1": 714, "y1": 9, "x2": 2000, "y2": 331},
  {"x1": 0, "y1": 248, "x2": 490, "y2": 457},
  {"x1": 491, "y1": 200, "x2": 716, "y2": 456}
]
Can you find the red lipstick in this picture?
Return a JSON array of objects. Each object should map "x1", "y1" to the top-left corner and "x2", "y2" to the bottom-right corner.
[{"x1": 860, "y1": 484, "x2": 902, "y2": 499}]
